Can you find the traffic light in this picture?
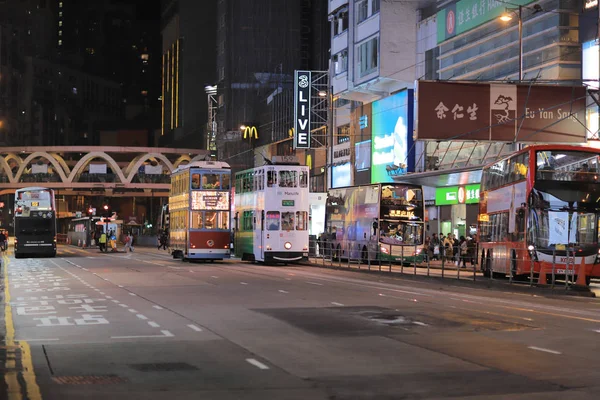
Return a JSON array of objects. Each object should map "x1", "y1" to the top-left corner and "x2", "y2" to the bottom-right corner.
[{"x1": 88, "y1": 207, "x2": 94, "y2": 214}]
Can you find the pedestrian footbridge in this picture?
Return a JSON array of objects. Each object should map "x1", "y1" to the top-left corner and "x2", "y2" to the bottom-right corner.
[{"x1": 0, "y1": 146, "x2": 209, "y2": 197}]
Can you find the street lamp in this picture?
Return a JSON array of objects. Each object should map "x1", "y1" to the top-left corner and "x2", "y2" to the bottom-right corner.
[{"x1": 500, "y1": 4, "x2": 543, "y2": 81}]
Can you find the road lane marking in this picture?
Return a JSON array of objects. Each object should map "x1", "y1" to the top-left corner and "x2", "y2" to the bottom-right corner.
[
  {"x1": 278, "y1": 290, "x2": 289, "y2": 294},
  {"x1": 187, "y1": 324, "x2": 203, "y2": 332},
  {"x1": 240, "y1": 282, "x2": 248, "y2": 285},
  {"x1": 129, "y1": 293, "x2": 137, "y2": 296},
  {"x1": 246, "y1": 358, "x2": 270, "y2": 370},
  {"x1": 3, "y1": 253, "x2": 43, "y2": 400},
  {"x1": 112, "y1": 300, "x2": 120, "y2": 303},
  {"x1": 211, "y1": 276, "x2": 219, "y2": 279},
  {"x1": 331, "y1": 302, "x2": 344, "y2": 306},
  {"x1": 152, "y1": 305, "x2": 164, "y2": 310},
  {"x1": 148, "y1": 321, "x2": 160, "y2": 328},
  {"x1": 136, "y1": 314, "x2": 148, "y2": 320},
  {"x1": 111, "y1": 334, "x2": 170, "y2": 339},
  {"x1": 106, "y1": 296, "x2": 113, "y2": 299},
  {"x1": 306, "y1": 281, "x2": 323, "y2": 286},
  {"x1": 189, "y1": 270, "x2": 195, "y2": 273},
  {"x1": 17, "y1": 338, "x2": 60, "y2": 342},
  {"x1": 528, "y1": 346, "x2": 561, "y2": 355},
  {"x1": 128, "y1": 309, "x2": 138, "y2": 313},
  {"x1": 413, "y1": 321, "x2": 429, "y2": 326},
  {"x1": 119, "y1": 304, "x2": 129, "y2": 308},
  {"x1": 118, "y1": 285, "x2": 124, "y2": 288},
  {"x1": 161, "y1": 330, "x2": 174, "y2": 337}
]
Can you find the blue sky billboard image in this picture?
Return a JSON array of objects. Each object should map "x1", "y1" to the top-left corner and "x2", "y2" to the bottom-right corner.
[{"x1": 371, "y1": 90, "x2": 414, "y2": 183}]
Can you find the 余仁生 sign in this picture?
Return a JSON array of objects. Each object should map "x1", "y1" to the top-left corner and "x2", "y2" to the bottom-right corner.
[{"x1": 417, "y1": 82, "x2": 587, "y2": 143}]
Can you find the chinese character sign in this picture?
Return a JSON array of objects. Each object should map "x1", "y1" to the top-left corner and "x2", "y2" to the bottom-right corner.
[
  {"x1": 437, "y1": 0, "x2": 536, "y2": 43},
  {"x1": 417, "y1": 81, "x2": 587, "y2": 143}
]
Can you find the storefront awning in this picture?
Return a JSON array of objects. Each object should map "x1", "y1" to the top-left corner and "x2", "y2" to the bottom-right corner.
[{"x1": 392, "y1": 165, "x2": 483, "y2": 188}]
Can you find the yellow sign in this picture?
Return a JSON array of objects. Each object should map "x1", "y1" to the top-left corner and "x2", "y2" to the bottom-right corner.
[
  {"x1": 243, "y1": 126, "x2": 258, "y2": 140},
  {"x1": 478, "y1": 214, "x2": 489, "y2": 222},
  {"x1": 390, "y1": 210, "x2": 414, "y2": 218}
]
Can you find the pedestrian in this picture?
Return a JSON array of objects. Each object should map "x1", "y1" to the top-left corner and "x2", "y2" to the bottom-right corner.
[
  {"x1": 469, "y1": 234, "x2": 478, "y2": 265},
  {"x1": 0, "y1": 230, "x2": 5, "y2": 252},
  {"x1": 444, "y1": 234, "x2": 454, "y2": 262},
  {"x1": 99, "y1": 231, "x2": 107, "y2": 252},
  {"x1": 459, "y1": 235, "x2": 468, "y2": 268},
  {"x1": 123, "y1": 232, "x2": 134, "y2": 252},
  {"x1": 430, "y1": 233, "x2": 440, "y2": 261},
  {"x1": 109, "y1": 230, "x2": 117, "y2": 252},
  {"x1": 158, "y1": 229, "x2": 168, "y2": 250}
]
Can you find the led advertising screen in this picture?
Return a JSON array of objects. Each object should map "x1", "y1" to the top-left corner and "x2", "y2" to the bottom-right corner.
[
  {"x1": 583, "y1": 40, "x2": 599, "y2": 90},
  {"x1": 191, "y1": 191, "x2": 230, "y2": 210},
  {"x1": 332, "y1": 163, "x2": 352, "y2": 188},
  {"x1": 371, "y1": 90, "x2": 414, "y2": 183}
]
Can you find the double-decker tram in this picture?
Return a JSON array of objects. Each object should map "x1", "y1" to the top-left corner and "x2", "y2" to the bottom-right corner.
[
  {"x1": 234, "y1": 156, "x2": 310, "y2": 263},
  {"x1": 479, "y1": 144, "x2": 600, "y2": 284},
  {"x1": 14, "y1": 187, "x2": 57, "y2": 258},
  {"x1": 325, "y1": 184, "x2": 424, "y2": 263},
  {"x1": 168, "y1": 161, "x2": 232, "y2": 261}
]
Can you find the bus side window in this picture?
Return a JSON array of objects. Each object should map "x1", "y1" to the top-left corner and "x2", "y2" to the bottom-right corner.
[{"x1": 261, "y1": 210, "x2": 265, "y2": 231}]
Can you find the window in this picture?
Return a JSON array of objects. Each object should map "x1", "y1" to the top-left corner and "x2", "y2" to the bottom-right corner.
[
  {"x1": 371, "y1": 0, "x2": 380, "y2": 14},
  {"x1": 281, "y1": 212, "x2": 295, "y2": 231},
  {"x1": 356, "y1": 0, "x2": 368, "y2": 23},
  {"x1": 357, "y1": 36, "x2": 378, "y2": 77},
  {"x1": 333, "y1": 10, "x2": 348, "y2": 35},
  {"x1": 299, "y1": 170, "x2": 308, "y2": 188},
  {"x1": 202, "y1": 173, "x2": 220, "y2": 189},
  {"x1": 279, "y1": 170, "x2": 297, "y2": 187},
  {"x1": 337, "y1": 124, "x2": 350, "y2": 144},
  {"x1": 334, "y1": 50, "x2": 348, "y2": 75},
  {"x1": 191, "y1": 173, "x2": 200, "y2": 189},
  {"x1": 242, "y1": 211, "x2": 254, "y2": 231},
  {"x1": 267, "y1": 171, "x2": 277, "y2": 187},
  {"x1": 266, "y1": 211, "x2": 280, "y2": 231},
  {"x1": 191, "y1": 211, "x2": 203, "y2": 229},
  {"x1": 221, "y1": 173, "x2": 231, "y2": 190},
  {"x1": 296, "y1": 212, "x2": 308, "y2": 231}
]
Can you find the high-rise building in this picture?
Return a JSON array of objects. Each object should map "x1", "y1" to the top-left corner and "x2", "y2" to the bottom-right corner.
[
  {"x1": 215, "y1": 0, "x2": 329, "y2": 173},
  {"x1": 160, "y1": 0, "x2": 218, "y2": 149}
]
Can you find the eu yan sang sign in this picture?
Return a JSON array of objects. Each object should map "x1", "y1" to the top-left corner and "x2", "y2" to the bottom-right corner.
[{"x1": 417, "y1": 82, "x2": 587, "y2": 143}]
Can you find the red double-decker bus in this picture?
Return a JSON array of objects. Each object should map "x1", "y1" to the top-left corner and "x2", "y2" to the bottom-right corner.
[
  {"x1": 479, "y1": 145, "x2": 600, "y2": 285},
  {"x1": 169, "y1": 161, "x2": 232, "y2": 261}
]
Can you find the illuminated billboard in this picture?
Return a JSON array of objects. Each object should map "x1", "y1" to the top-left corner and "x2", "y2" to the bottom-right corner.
[
  {"x1": 191, "y1": 191, "x2": 230, "y2": 210},
  {"x1": 371, "y1": 90, "x2": 414, "y2": 184}
]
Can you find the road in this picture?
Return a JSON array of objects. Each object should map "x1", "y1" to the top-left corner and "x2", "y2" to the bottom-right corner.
[{"x1": 2, "y1": 245, "x2": 600, "y2": 399}]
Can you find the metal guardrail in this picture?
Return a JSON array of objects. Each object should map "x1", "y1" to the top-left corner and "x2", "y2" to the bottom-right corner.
[{"x1": 306, "y1": 240, "x2": 591, "y2": 291}]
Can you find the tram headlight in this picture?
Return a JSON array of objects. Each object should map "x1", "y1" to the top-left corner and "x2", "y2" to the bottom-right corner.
[
  {"x1": 595, "y1": 248, "x2": 600, "y2": 264},
  {"x1": 284, "y1": 242, "x2": 292, "y2": 250}
]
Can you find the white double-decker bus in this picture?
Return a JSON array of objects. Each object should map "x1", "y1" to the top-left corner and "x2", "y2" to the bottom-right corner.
[{"x1": 234, "y1": 156, "x2": 309, "y2": 263}]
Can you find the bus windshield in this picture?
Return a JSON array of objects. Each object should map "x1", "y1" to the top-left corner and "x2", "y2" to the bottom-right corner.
[
  {"x1": 529, "y1": 188, "x2": 600, "y2": 252},
  {"x1": 379, "y1": 221, "x2": 423, "y2": 245},
  {"x1": 536, "y1": 150, "x2": 600, "y2": 182}
]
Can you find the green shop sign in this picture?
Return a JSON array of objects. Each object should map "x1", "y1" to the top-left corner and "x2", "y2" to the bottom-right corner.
[
  {"x1": 435, "y1": 184, "x2": 480, "y2": 205},
  {"x1": 436, "y1": 0, "x2": 535, "y2": 44}
]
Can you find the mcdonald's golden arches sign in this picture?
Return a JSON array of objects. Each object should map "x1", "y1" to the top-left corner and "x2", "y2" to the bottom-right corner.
[{"x1": 243, "y1": 126, "x2": 258, "y2": 140}]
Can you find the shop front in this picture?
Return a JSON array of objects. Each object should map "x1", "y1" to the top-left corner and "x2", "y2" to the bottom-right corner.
[{"x1": 434, "y1": 184, "x2": 480, "y2": 238}]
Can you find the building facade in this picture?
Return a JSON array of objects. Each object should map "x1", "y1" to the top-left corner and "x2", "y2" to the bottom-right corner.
[{"x1": 327, "y1": 0, "x2": 593, "y2": 239}]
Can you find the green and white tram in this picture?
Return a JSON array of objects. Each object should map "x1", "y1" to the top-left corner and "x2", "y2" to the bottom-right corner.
[{"x1": 234, "y1": 156, "x2": 310, "y2": 263}]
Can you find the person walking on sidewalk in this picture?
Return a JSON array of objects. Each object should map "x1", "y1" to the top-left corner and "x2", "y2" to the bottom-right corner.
[
  {"x1": 459, "y1": 236, "x2": 468, "y2": 268},
  {"x1": 123, "y1": 232, "x2": 134, "y2": 252}
]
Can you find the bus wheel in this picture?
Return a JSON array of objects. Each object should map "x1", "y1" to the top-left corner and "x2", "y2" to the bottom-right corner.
[
  {"x1": 361, "y1": 246, "x2": 369, "y2": 264},
  {"x1": 586, "y1": 275, "x2": 591, "y2": 286}
]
